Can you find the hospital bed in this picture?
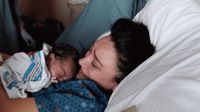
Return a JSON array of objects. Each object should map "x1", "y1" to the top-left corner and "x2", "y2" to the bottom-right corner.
[{"x1": 105, "y1": 0, "x2": 200, "y2": 111}]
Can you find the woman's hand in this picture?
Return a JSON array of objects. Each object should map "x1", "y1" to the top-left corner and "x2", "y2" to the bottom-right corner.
[
  {"x1": 0, "y1": 53, "x2": 4, "y2": 65},
  {"x1": 0, "y1": 52, "x2": 11, "y2": 61},
  {"x1": 0, "y1": 52, "x2": 11, "y2": 65}
]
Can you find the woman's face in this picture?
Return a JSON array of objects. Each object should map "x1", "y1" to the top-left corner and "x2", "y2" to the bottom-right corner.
[{"x1": 77, "y1": 35, "x2": 118, "y2": 90}]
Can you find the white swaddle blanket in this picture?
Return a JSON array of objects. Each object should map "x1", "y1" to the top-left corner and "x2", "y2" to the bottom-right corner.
[
  {"x1": 0, "y1": 43, "x2": 52, "y2": 98},
  {"x1": 105, "y1": 0, "x2": 200, "y2": 112}
]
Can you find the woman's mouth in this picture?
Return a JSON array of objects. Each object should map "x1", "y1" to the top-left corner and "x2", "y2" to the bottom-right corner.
[{"x1": 76, "y1": 69, "x2": 87, "y2": 79}]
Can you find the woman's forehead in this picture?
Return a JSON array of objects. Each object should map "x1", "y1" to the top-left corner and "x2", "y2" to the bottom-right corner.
[
  {"x1": 94, "y1": 36, "x2": 114, "y2": 54},
  {"x1": 94, "y1": 37, "x2": 117, "y2": 68},
  {"x1": 94, "y1": 35, "x2": 112, "y2": 49},
  {"x1": 98, "y1": 50, "x2": 117, "y2": 67},
  {"x1": 95, "y1": 35, "x2": 111, "y2": 44}
]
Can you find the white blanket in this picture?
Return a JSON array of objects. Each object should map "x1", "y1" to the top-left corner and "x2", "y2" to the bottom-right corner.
[{"x1": 105, "y1": 0, "x2": 200, "y2": 112}]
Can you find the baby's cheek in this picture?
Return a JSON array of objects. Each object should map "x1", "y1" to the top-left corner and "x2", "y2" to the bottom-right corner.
[
  {"x1": 49, "y1": 68, "x2": 57, "y2": 77},
  {"x1": 51, "y1": 73, "x2": 56, "y2": 77}
]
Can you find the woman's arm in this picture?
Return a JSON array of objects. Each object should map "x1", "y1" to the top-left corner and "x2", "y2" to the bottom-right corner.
[
  {"x1": 0, "y1": 52, "x2": 38, "y2": 112},
  {"x1": 0, "y1": 86, "x2": 38, "y2": 112}
]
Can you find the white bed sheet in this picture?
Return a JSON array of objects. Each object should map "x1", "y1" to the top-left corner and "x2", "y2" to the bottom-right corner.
[{"x1": 105, "y1": 0, "x2": 200, "y2": 112}]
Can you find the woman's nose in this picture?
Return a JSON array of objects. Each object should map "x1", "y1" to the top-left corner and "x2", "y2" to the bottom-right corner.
[
  {"x1": 79, "y1": 57, "x2": 88, "y2": 68},
  {"x1": 79, "y1": 50, "x2": 92, "y2": 68}
]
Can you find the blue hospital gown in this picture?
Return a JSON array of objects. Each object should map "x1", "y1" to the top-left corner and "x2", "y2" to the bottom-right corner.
[{"x1": 32, "y1": 79, "x2": 109, "y2": 112}]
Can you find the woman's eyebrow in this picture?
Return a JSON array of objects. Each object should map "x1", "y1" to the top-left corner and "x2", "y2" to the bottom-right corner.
[
  {"x1": 89, "y1": 41, "x2": 95, "y2": 51},
  {"x1": 94, "y1": 50, "x2": 103, "y2": 67}
]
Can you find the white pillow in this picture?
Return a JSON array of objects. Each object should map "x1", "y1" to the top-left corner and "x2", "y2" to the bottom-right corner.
[{"x1": 105, "y1": 0, "x2": 200, "y2": 112}]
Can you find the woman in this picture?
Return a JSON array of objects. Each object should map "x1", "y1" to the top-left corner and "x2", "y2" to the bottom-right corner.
[{"x1": 0, "y1": 18, "x2": 154, "y2": 112}]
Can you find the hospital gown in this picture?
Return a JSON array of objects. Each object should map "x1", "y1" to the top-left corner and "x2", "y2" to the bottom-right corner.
[{"x1": 33, "y1": 79, "x2": 109, "y2": 112}]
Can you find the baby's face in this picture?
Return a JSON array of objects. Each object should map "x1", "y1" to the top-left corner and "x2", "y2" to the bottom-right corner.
[{"x1": 48, "y1": 56, "x2": 76, "y2": 82}]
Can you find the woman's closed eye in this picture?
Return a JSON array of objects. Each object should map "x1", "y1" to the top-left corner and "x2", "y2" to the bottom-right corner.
[
  {"x1": 92, "y1": 60, "x2": 100, "y2": 70},
  {"x1": 92, "y1": 61, "x2": 97, "y2": 68}
]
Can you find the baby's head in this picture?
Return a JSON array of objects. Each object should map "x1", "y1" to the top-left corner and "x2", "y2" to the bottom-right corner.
[{"x1": 46, "y1": 43, "x2": 79, "y2": 82}]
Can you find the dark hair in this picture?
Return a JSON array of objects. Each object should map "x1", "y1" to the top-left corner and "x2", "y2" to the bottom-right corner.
[
  {"x1": 51, "y1": 43, "x2": 80, "y2": 74},
  {"x1": 111, "y1": 18, "x2": 155, "y2": 83}
]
